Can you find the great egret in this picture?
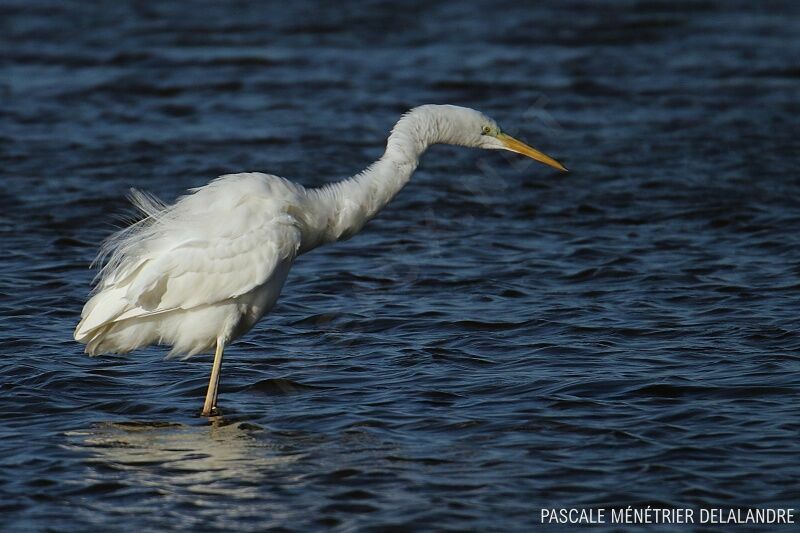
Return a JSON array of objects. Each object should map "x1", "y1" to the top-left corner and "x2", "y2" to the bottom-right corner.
[{"x1": 75, "y1": 104, "x2": 567, "y2": 416}]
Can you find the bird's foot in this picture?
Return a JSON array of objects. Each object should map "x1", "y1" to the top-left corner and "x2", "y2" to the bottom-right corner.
[{"x1": 201, "y1": 405, "x2": 221, "y2": 417}]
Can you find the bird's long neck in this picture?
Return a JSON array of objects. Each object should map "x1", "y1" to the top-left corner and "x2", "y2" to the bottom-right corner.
[{"x1": 300, "y1": 109, "x2": 441, "y2": 253}]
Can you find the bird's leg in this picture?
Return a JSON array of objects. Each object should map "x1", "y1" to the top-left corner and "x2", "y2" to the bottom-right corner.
[{"x1": 201, "y1": 337, "x2": 225, "y2": 417}]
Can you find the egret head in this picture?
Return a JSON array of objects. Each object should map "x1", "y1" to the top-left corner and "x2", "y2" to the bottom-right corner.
[{"x1": 417, "y1": 104, "x2": 567, "y2": 172}]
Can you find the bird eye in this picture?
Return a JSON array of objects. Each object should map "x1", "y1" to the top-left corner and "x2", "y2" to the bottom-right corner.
[{"x1": 482, "y1": 126, "x2": 492, "y2": 135}]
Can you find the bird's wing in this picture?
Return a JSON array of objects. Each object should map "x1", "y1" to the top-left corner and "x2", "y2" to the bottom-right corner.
[
  {"x1": 75, "y1": 176, "x2": 304, "y2": 339},
  {"x1": 125, "y1": 214, "x2": 301, "y2": 313}
]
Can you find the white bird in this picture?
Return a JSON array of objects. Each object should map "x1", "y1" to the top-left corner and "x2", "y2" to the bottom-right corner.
[{"x1": 75, "y1": 104, "x2": 567, "y2": 416}]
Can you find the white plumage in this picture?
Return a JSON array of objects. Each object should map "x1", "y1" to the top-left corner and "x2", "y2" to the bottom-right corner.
[
  {"x1": 74, "y1": 104, "x2": 566, "y2": 415},
  {"x1": 76, "y1": 174, "x2": 303, "y2": 356}
]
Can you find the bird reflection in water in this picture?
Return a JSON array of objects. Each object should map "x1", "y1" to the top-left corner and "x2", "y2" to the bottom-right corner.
[{"x1": 66, "y1": 420, "x2": 302, "y2": 501}]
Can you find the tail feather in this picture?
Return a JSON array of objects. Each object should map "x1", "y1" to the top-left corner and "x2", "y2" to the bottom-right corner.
[
  {"x1": 74, "y1": 287, "x2": 130, "y2": 342},
  {"x1": 84, "y1": 319, "x2": 159, "y2": 356}
]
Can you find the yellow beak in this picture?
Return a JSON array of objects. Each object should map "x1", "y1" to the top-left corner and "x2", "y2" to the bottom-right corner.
[{"x1": 497, "y1": 132, "x2": 568, "y2": 172}]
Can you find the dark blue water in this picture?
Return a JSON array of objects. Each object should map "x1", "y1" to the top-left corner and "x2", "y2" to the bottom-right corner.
[{"x1": 2, "y1": 1, "x2": 800, "y2": 530}]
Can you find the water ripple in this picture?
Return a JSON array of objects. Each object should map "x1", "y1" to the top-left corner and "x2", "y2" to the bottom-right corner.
[{"x1": 3, "y1": 0, "x2": 800, "y2": 531}]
